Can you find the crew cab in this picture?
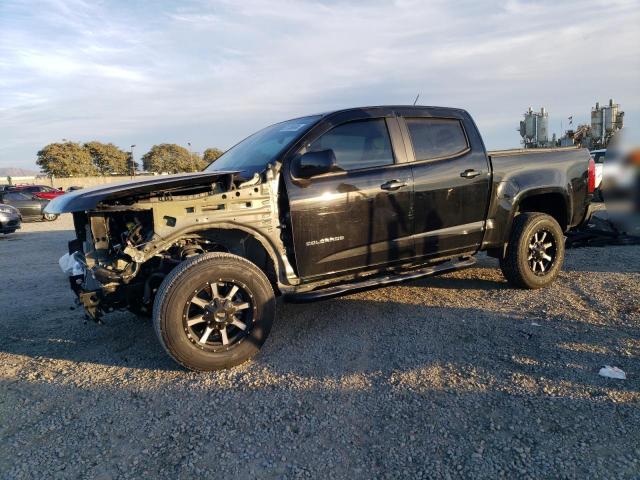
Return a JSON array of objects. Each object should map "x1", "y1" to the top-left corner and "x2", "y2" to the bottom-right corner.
[{"x1": 46, "y1": 106, "x2": 594, "y2": 371}]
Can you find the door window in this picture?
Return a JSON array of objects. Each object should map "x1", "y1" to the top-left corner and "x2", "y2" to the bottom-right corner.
[
  {"x1": 308, "y1": 119, "x2": 394, "y2": 171},
  {"x1": 406, "y1": 118, "x2": 468, "y2": 161},
  {"x1": 3, "y1": 192, "x2": 31, "y2": 201},
  {"x1": 28, "y1": 185, "x2": 55, "y2": 192}
]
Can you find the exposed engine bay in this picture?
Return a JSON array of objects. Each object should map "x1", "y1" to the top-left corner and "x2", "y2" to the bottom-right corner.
[{"x1": 60, "y1": 169, "x2": 294, "y2": 322}]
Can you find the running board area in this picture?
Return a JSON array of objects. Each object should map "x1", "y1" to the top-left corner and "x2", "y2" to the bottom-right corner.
[{"x1": 284, "y1": 257, "x2": 477, "y2": 303}]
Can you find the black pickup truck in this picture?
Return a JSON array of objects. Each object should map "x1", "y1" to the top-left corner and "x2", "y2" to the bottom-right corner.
[{"x1": 46, "y1": 106, "x2": 595, "y2": 371}]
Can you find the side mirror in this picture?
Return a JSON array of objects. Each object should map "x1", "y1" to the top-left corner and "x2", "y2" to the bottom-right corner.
[{"x1": 293, "y1": 149, "x2": 339, "y2": 179}]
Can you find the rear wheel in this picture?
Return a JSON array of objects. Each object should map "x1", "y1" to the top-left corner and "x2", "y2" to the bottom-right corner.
[
  {"x1": 499, "y1": 212, "x2": 565, "y2": 289},
  {"x1": 43, "y1": 213, "x2": 58, "y2": 221},
  {"x1": 153, "y1": 252, "x2": 276, "y2": 371}
]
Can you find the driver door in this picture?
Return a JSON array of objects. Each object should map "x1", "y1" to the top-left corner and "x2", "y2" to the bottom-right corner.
[{"x1": 286, "y1": 117, "x2": 414, "y2": 279}]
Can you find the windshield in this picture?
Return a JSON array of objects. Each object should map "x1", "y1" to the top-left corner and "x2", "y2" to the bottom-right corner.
[{"x1": 205, "y1": 115, "x2": 321, "y2": 176}]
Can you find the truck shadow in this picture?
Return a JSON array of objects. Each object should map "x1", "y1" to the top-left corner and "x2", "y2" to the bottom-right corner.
[
  {"x1": 1, "y1": 227, "x2": 638, "y2": 393},
  {"x1": 408, "y1": 273, "x2": 508, "y2": 291},
  {"x1": 2, "y1": 292, "x2": 638, "y2": 400},
  {"x1": 259, "y1": 298, "x2": 639, "y2": 393}
]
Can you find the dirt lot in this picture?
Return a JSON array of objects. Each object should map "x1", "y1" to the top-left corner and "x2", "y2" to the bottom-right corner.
[{"x1": 1, "y1": 215, "x2": 639, "y2": 479}]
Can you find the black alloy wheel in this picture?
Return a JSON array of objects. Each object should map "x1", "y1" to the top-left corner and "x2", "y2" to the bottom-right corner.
[
  {"x1": 499, "y1": 212, "x2": 565, "y2": 289},
  {"x1": 153, "y1": 252, "x2": 276, "y2": 371},
  {"x1": 183, "y1": 280, "x2": 256, "y2": 352},
  {"x1": 527, "y1": 228, "x2": 557, "y2": 275}
]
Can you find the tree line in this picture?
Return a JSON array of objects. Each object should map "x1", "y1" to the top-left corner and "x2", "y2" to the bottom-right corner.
[{"x1": 36, "y1": 141, "x2": 224, "y2": 177}]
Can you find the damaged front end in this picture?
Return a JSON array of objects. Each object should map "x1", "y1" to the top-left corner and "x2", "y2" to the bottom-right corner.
[
  {"x1": 64, "y1": 209, "x2": 163, "y2": 322},
  {"x1": 50, "y1": 169, "x2": 291, "y2": 323}
]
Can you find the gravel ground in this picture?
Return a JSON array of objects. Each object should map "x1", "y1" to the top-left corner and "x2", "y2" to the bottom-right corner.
[{"x1": 1, "y1": 214, "x2": 639, "y2": 479}]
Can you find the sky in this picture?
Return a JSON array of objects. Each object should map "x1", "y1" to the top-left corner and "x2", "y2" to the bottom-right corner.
[{"x1": 1, "y1": 0, "x2": 639, "y2": 170}]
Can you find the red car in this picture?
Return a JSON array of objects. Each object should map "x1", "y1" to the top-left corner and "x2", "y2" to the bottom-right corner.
[{"x1": 13, "y1": 184, "x2": 66, "y2": 200}]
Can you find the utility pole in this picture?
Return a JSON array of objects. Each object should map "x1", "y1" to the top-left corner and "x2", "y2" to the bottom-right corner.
[{"x1": 130, "y1": 145, "x2": 136, "y2": 179}]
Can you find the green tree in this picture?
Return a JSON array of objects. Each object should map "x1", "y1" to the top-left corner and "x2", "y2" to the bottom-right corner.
[
  {"x1": 84, "y1": 141, "x2": 131, "y2": 175},
  {"x1": 190, "y1": 152, "x2": 207, "y2": 171},
  {"x1": 203, "y1": 147, "x2": 224, "y2": 165},
  {"x1": 36, "y1": 142, "x2": 97, "y2": 177},
  {"x1": 142, "y1": 144, "x2": 204, "y2": 174}
]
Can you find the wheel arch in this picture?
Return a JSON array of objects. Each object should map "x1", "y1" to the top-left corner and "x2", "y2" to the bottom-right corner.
[
  {"x1": 486, "y1": 187, "x2": 570, "y2": 258},
  {"x1": 198, "y1": 225, "x2": 281, "y2": 293},
  {"x1": 152, "y1": 222, "x2": 288, "y2": 294},
  {"x1": 514, "y1": 188, "x2": 570, "y2": 232}
]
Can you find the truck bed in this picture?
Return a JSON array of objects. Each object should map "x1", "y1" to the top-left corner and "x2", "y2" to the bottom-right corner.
[
  {"x1": 488, "y1": 146, "x2": 581, "y2": 157},
  {"x1": 481, "y1": 146, "x2": 592, "y2": 249}
]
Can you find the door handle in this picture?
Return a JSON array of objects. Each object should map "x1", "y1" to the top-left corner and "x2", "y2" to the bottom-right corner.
[
  {"x1": 380, "y1": 179, "x2": 408, "y2": 191},
  {"x1": 460, "y1": 169, "x2": 481, "y2": 179}
]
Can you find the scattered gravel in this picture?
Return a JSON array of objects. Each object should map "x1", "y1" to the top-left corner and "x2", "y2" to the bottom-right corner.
[{"x1": 1, "y1": 215, "x2": 639, "y2": 479}]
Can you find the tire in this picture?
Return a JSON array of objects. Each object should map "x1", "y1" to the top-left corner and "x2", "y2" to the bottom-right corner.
[
  {"x1": 153, "y1": 252, "x2": 276, "y2": 371},
  {"x1": 499, "y1": 212, "x2": 565, "y2": 289},
  {"x1": 43, "y1": 213, "x2": 58, "y2": 221},
  {"x1": 3, "y1": 230, "x2": 16, "y2": 235}
]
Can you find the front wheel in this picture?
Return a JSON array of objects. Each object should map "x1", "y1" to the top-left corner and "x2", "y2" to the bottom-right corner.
[
  {"x1": 499, "y1": 212, "x2": 565, "y2": 289},
  {"x1": 153, "y1": 252, "x2": 276, "y2": 371}
]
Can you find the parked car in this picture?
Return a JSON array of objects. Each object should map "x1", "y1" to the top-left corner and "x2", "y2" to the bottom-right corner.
[
  {"x1": 0, "y1": 190, "x2": 57, "y2": 221},
  {"x1": 0, "y1": 203, "x2": 21, "y2": 234},
  {"x1": 13, "y1": 184, "x2": 66, "y2": 200},
  {"x1": 46, "y1": 105, "x2": 594, "y2": 371}
]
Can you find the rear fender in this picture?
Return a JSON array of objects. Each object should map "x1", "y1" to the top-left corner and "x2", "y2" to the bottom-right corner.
[{"x1": 483, "y1": 184, "x2": 571, "y2": 255}]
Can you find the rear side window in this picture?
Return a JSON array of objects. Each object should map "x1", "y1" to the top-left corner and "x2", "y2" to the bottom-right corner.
[
  {"x1": 405, "y1": 118, "x2": 468, "y2": 161},
  {"x1": 308, "y1": 119, "x2": 394, "y2": 171},
  {"x1": 4, "y1": 192, "x2": 29, "y2": 201}
]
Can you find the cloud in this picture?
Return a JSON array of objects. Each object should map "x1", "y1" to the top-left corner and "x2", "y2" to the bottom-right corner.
[{"x1": 0, "y1": 0, "x2": 638, "y2": 168}]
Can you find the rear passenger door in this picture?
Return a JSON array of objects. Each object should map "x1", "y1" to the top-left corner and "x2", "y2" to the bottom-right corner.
[{"x1": 399, "y1": 112, "x2": 491, "y2": 258}]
